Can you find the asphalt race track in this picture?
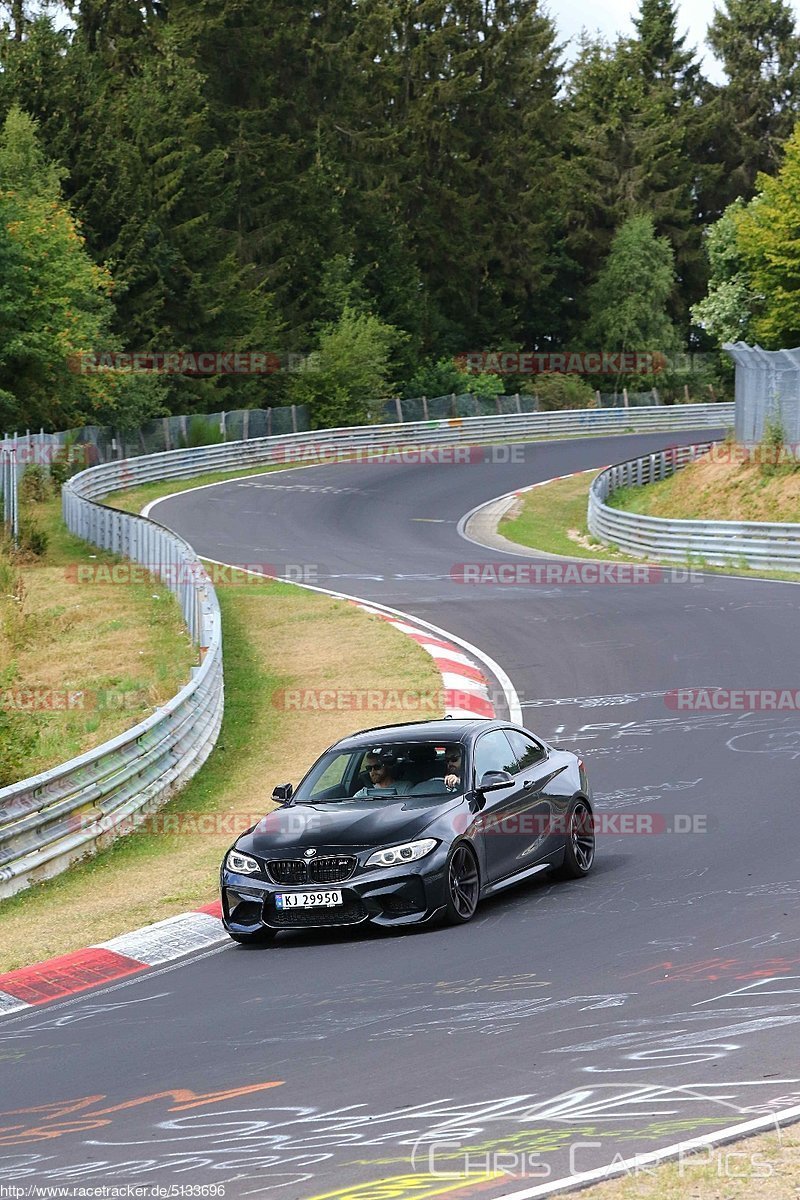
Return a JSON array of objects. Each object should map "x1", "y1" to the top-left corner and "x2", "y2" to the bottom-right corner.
[{"x1": 4, "y1": 429, "x2": 800, "y2": 1199}]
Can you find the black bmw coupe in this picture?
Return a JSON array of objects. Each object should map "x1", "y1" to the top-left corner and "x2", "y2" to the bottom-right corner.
[{"x1": 220, "y1": 717, "x2": 595, "y2": 943}]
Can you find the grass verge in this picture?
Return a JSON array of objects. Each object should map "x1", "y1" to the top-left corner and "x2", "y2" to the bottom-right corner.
[
  {"x1": 607, "y1": 447, "x2": 800, "y2": 523},
  {"x1": 499, "y1": 473, "x2": 623, "y2": 559},
  {"x1": 0, "y1": 567, "x2": 443, "y2": 971},
  {"x1": 0, "y1": 494, "x2": 195, "y2": 786},
  {"x1": 499, "y1": 473, "x2": 800, "y2": 582},
  {"x1": 578, "y1": 1121, "x2": 800, "y2": 1199}
]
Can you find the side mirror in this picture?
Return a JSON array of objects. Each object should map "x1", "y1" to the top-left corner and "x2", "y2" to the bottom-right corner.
[
  {"x1": 272, "y1": 782, "x2": 294, "y2": 803},
  {"x1": 477, "y1": 770, "x2": 515, "y2": 794}
]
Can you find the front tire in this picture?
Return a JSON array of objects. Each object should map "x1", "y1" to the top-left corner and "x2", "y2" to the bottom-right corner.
[
  {"x1": 557, "y1": 798, "x2": 595, "y2": 879},
  {"x1": 443, "y1": 843, "x2": 480, "y2": 924}
]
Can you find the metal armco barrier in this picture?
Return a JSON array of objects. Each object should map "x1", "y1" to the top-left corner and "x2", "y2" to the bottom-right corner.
[
  {"x1": 0, "y1": 402, "x2": 731, "y2": 899},
  {"x1": 47, "y1": 403, "x2": 736, "y2": 499},
  {"x1": 588, "y1": 442, "x2": 800, "y2": 570},
  {"x1": 0, "y1": 479, "x2": 223, "y2": 899}
]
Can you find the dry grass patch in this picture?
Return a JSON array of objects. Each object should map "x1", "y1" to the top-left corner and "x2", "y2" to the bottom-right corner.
[
  {"x1": 578, "y1": 1121, "x2": 800, "y2": 1200},
  {"x1": 0, "y1": 572, "x2": 442, "y2": 970},
  {"x1": 613, "y1": 446, "x2": 800, "y2": 523},
  {"x1": 0, "y1": 496, "x2": 194, "y2": 785}
]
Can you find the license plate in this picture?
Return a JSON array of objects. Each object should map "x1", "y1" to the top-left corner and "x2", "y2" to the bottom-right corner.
[{"x1": 275, "y1": 890, "x2": 343, "y2": 909}]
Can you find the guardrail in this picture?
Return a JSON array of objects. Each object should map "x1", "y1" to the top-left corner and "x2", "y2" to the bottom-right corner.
[
  {"x1": 0, "y1": 470, "x2": 223, "y2": 899},
  {"x1": 0, "y1": 402, "x2": 732, "y2": 900},
  {"x1": 50, "y1": 404, "x2": 736, "y2": 498},
  {"x1": 588, "y1": 443, "x2": 800, "y2": 570}
]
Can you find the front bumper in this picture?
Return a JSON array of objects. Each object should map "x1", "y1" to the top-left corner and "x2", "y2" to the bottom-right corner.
[{"x1": 220, "y1": 852, "x2": 449, "y2": 936}]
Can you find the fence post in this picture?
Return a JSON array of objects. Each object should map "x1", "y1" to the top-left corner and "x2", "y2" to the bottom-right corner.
[
  {"x1": 421, "y1": 395, "x2": 429, "y2": 421},
  {"x1": 8, "y1": 447, "x2": 18, "y2": 545},
  {"x1": 623, "y1": 388, "x2": 629, "y2": 408},
  {"x1": 243, "y1": 409, "x2": 250, "y2": 441},
  {"x1": 394, "y1": 397, "x2": 403, "y2": 423},
  {"x1": 220, "y1": 411, "x2": 226, "y2": 440},
  {"x1": 515, "y1": 393, "x2": 522, "y2": 414},
  {"x1": 291, "y1": 405, "x2": 298, "y2": 434}
]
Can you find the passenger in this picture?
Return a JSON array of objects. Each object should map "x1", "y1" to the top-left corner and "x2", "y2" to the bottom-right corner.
[
  {"x1": 444, "y1": 745, "x2": 463, "y2": 791},
  {"x1": 354, "y1": 751, "x2": 412, "y2": 797}
]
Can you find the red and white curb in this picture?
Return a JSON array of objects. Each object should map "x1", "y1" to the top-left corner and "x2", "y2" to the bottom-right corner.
[
  {"x1": 0, "y1": 605, "x2": 502, "y2": 1014},
  {"x1": 0, "y1": 902, "x2": 227, "y2": 1015},
  {"x1": 352, "y1": 603, "x2": 497, "y2": 719}
]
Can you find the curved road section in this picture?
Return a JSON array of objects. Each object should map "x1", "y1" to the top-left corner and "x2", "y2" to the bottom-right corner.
[{"x1": 4, "y1": 430, "x2": 800, "y2": 1199}]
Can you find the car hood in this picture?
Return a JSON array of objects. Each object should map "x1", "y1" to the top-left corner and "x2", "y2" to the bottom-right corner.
[{"x1": 238, "y1": 795, "x2": 462, "y2": 856}]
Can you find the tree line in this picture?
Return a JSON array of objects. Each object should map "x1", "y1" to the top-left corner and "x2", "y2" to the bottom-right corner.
[{"x1": 1, "y1": 0, "x2": 800, "y2": 432}]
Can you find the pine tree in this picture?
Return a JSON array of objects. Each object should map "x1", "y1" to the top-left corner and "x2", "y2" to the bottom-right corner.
[
  {"x1": 354, "y1": 0, "x2": 567, "y2": 350},
  {"x1": 566, "y1": 2, "x2": 709, "y2": 342},
  {"x1": 62, "y1": 15, "x2": 285, "y2": 411},
  {"x1": 707, "y1": 0, "x2": 800, "y2": 203},
  {"x1": 0, "y1": 105, "x2": 163, "y2": 430}
]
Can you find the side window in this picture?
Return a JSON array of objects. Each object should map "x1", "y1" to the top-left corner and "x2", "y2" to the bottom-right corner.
[
  {"x1": 308, "y1": 753, "x2": 350, "y2": 798},
  {"x1": 474, "y1": 730, "x2": 517, "y2": 781},
  {"x1": 504, "y1": 729, "x2": 547, "y2": 774}
]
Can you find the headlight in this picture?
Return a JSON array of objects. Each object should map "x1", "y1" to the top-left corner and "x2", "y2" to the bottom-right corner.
[
  {"x1": 366, "y1": 838, "x2": 438, "y2": 868},
  {"x1": 226, "y1": 849, "x2": 260, "y2": 875}
]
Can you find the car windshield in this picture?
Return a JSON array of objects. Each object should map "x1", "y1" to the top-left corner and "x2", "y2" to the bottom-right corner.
[{"x1": 290, "y1": 740, "x2": 466, "y2": 804}]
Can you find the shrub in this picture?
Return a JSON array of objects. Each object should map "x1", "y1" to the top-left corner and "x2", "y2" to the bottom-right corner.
[
  {"x1": 49, "y1": 439, "x2": 86, "y2": 489},
  {"x1": 18, "y1": 463, "x2": 52, "y2": 503},
  {"x1": 759, "y1": 410, "x2": 799, "y2": 477},
  {"x1": 523, "y1": 373, "x2": 596, "y2": 411},
  {"x1": 17, "y1": 515, "x2": 48, "y2": 557},
  {"x1": 184, "y1": 416, "x2": 225, "y2": 447}
]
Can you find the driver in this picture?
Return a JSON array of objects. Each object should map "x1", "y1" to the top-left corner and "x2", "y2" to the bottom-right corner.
[{"x1": 355, "y1": 751, "x2": 412, "y2": 797}]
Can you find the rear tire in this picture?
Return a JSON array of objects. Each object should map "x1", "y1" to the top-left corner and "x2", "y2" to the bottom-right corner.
[{"x1": 556, "y1": 798, "x2": 595, "y2": 879}]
